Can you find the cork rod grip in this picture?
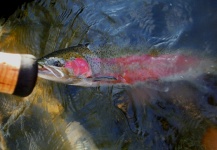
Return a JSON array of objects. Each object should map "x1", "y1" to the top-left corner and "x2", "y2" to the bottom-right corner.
[
  {"x1": 0, "y1": 52, "x2": 21, "y2": 94},
  {"x1": 0, "y1": 52, "x2": 38, "y2": 97}
]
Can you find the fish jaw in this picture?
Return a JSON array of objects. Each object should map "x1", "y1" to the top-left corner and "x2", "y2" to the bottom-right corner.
[{"x1": 38, "y1": 64, "x2": 73, "y2": 83}]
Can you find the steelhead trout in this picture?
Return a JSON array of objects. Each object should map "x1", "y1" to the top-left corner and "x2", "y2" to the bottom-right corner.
[{"x1": 38, "y1": 44, "x2": 214, "y2": 86}]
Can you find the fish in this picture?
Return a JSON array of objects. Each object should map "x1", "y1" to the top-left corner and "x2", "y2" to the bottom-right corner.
[{"x1": 38, "y1": 44, "x2": 215, "y2": 86}]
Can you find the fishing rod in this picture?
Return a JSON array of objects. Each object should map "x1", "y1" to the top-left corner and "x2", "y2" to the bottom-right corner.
[{"x1": 0, "y1": 52, "x2": 38, "y2": 97}]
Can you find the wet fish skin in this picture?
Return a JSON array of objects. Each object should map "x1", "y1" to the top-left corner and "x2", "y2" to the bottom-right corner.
[
  {"x1": 38, "y1": 44, "x2": 94, "y2": 63},
  {"x1": 38, "y1": 44, "x2": 215, "y2": 86}
]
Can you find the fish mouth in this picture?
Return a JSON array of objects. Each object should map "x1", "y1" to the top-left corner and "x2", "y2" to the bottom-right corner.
[
  {"x1": 37, "y1": 63, "x2": 74, "y2": 84},
  {"x1": 38, "y1": 64, "x2": 66, "y2": 78}
]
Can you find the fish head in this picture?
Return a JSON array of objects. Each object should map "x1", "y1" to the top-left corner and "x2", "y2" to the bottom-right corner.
[{"x1": 38, "y1": 56, "x2": 93, "y2": 85}]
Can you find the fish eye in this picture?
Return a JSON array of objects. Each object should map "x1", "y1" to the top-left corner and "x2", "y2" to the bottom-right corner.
[
  {"x1": 44, "y1": 57, "x2": 65, "y2": 67},
  {"x1": 53, "y1": 61, "x2": 63, "y2": 67}
]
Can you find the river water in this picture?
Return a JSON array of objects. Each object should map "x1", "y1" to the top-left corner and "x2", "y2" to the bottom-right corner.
[{"x1": 0, "y1": 0, "x2": 217, "y2": 149}]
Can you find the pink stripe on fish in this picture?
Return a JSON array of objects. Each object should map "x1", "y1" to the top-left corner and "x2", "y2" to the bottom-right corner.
[
  {"x1": 64, "y1": 54, "x2": 200, "y2": 84},
  {"x1": 92, "y1": 54, "x2": 200, "y2": 84}
]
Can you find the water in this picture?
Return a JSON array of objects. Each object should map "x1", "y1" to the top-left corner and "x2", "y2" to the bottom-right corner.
[{"x1": 0, "y1": 0, "x2": 217, "y2": 149}]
